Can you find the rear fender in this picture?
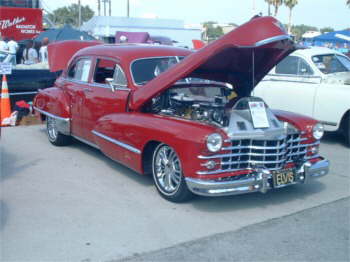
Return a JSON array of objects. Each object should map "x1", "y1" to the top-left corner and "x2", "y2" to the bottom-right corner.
[{"x1": 33, "y1": 87, "x2": 71, "y2": 135}]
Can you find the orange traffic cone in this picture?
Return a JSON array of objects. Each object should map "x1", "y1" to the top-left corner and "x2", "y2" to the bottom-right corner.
[{"x1": 1, "y1": 74, "x2": 11, "y2": 127}]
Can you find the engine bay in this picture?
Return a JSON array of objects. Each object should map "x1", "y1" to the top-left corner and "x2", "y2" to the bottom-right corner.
[
  {"x1": 149, "y1": 83, "x2": 233, "y2": 127},
  {"x1": 147, "y1": 82, "x2": 289, "y2": 139}
]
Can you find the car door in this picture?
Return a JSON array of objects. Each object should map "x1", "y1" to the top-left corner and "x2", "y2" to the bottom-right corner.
[
  {"x1": 82, "y1": 57, "x2": 130, "y2": 142},
  {"x1": 64, "y1": 57, "x2": 93, "y2": 138},
  {"x1": 254, "y1": 55, "x2": 321, "y2": 118}
]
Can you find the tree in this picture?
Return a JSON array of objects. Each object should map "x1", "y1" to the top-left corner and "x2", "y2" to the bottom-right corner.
[
  {"x1": 202, "y1": 21, "x2": 224, "y2": 42},
  {"x1": 284, "y1": 0, "x2": 298, "y2": 34},
  {"x1": 265, "y1": 0, "x2": 283, "y2": 16},
  {"x1": 291, "y1": 24, "x2": 318, "y2": 40},
  {"x1": 348, "y1": 0, "x2": 350, "y2": 7},
  {"x1": 320, "y1": 27, "x2": 334, "y2": 34},
  {"x1": 48, "y1": 4, "x2": 94, "y2": 27},
  {"x1": 264, "y1": 0, "x2": 272, "y2": 15}
]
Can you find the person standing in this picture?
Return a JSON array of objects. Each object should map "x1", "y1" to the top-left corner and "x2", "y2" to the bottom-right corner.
[
  {"x1": 4, "y1": 37, "x2": 19, "y2": 65},
  {"x1": 22, "y1": 40, "x2": 38, "y2": 65},
  {"x1": 39, "y1": 37, "x2": 49, "y2": 63},
  {"x1": 0, "y1": 35, "x2": 9, "y2": 62}
]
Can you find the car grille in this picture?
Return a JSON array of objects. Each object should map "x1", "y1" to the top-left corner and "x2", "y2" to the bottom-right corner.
[
  {"x1": 221, "y1": 134, "x2": 308, "y2": 171},
  {"x1": 197, "y1": 133, "x2": 317, "y2": 175}
]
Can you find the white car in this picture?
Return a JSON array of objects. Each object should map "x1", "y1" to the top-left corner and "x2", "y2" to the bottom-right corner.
[{"x1": 254, "y1": 47, "x2": 350, "y2": 146}]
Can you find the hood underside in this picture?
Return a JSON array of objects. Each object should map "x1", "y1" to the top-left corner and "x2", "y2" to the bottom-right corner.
[
  {"x1": 130, "y1": 16, "x2": 297, "y2": 111},
  {"x1": 48, "y1": 40, "x2": 102, "y2": 72}
]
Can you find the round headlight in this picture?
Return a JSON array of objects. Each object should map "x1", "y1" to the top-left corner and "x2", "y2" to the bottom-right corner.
[
  {"x1": 206, "y1": 133, "x2": 223, "y2": 152},
  {"x1": 312, "y1": 123, "x2": 324, "y2": 140}
]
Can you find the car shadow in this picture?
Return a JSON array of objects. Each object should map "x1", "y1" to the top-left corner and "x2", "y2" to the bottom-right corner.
[
  {"x1": 0, "y1": 148, "x2": 42, "y2": 182},
  {"x1": 0, "y1": 200, "x2": 9, "y2": 230},
  {"x1": 190, "y1": 181, "x2": 326, "y2": 212},
  {"x1": 69, "y1": 138, "x2": 153, "y2": 187}
]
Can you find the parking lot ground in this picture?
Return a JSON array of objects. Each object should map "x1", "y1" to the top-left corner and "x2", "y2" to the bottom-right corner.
[
  {"x1": 119, "y1": 197, "x2": 350, "y2": 262},
  {"x1": 1, "y1": 125, "x2": 349, "y2": 261}
]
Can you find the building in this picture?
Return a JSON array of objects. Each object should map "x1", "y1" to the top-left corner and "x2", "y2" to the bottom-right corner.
[{"x1": 81, "y1": 16, "x2": 201, "y2": 48}]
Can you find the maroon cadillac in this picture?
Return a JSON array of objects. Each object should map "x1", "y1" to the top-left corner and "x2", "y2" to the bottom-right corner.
[{"x1": 34, "y1": 16, "x2": 330, "y2": 202}]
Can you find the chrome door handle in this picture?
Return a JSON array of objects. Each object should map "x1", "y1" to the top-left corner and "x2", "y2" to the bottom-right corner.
[{"x1": 83, "y1": 88, "x2": 92, "y2": 93}]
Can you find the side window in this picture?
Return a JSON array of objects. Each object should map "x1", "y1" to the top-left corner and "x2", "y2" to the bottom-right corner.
[
  {"x1": 67, "y1": 58, "x2": 92, "y2": 82},
  {"x1": 113, "y1": 64, "x2": 127, "y2": 87},
  {"x1": 297, "y1": 58, "x2": 313, "y2": 75},
  {"x1": 93, "y1": 58, "x2": 117, "y2": 84},
  {"x1": 275, "y1": 56, "x2": 298, "y2": 75}
]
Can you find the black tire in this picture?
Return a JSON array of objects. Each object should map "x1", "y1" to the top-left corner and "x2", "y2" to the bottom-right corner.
[
  {"x1": 152, "y1": 143, "x2": 194, "y2": 202},
  {"x1": 344, "y1": 116, "x2": 350, "y2": 147},
  {"x1": 46, "y1": 116, "x2": 72, "y2": 146}
]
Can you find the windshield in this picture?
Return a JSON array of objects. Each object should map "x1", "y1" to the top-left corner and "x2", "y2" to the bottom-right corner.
[
  {"x1": 312, "y1": 54, "x2": 350, "y2": 74},
  {"x1": 131, "y1": 56, "x2": 184, "y2": 85}
]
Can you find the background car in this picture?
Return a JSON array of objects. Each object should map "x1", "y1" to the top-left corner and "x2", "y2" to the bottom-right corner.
[{"x1": 254, "y1": 47, "x2": 350, "y2": 146}]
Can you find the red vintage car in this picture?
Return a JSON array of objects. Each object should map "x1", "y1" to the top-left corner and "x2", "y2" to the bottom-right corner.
[{"x1": 34, "y1": 16, "x2": 329, "y2": 202}]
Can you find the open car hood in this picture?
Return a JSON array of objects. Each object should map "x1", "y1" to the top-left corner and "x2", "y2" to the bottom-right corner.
[
  {"x1": 48, "y1": 40, "x2": 102, "y2": 72},
  {"x1": 130, "y1": 16, "x2": 297, "y2": 111}
]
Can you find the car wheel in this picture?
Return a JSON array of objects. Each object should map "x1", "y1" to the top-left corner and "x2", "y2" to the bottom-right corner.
[
  {"x1": 345, "y1": 116, "x2": 350, "y2": 147},
  {"x1": 46, "y1": 116, "x2": 72, "y2": 146},
  {"x1": 152, "y1": 143, "x2": 193, "y2": 202}
]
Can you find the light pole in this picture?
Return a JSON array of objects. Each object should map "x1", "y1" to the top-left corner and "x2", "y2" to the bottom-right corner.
[
  {"x1": 127, "y1": 0, "x2": 130, "y2": 17},
  {"x1": 78, "y1": 0, "x2": 81, "y2": 28}
]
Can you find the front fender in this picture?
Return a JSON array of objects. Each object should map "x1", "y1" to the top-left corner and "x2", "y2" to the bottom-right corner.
[{"x1": 93, "y1": 112, "x2": 224, "y2": 177}]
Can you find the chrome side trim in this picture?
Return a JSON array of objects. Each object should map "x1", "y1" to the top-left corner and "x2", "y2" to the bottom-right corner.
[
  {"x1": 9, "y1": 91, "x2": 38, "y2": 96},
  {"x1": 33, "y1": 107, "x2": 70, "y2": 122},
  {"x1": 319, "y1": 120, "x2": 337, "y2": 127},
  {"x1": 87, "y1": 82, "x2": 131, "y2": 91},
  {"x1": 261, "y1": 78, "x2": 319, "y2": 84},
  {"x1": 92, "y1": 130, "x2": 141, "y2": 154},
  {"x1": 266, "y1": 73, "x2": 321, "y2": 79},
  {"x1": 33, "y1": 106, "x2": 70, "y2": 135},
  {"x1": 72, "y1": 135, "x2": 100, "y2": 150},
  {"x1": 254, "y1": 35, "x2": 292, "y2": 47}
]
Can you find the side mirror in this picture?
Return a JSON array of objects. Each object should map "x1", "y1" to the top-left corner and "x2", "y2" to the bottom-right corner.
[{"x1": 106, "y1": 78, "x2": 116, "y2": 92}]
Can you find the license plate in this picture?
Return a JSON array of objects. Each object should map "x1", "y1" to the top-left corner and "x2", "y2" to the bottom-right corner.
[{"x1": 272, "y1": 168, "x2": 296, "y2": 188}]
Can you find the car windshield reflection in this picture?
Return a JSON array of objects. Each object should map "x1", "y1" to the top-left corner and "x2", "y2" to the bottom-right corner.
[{"x1": 131, "y1": 56, "x2": 184, "y2": 85}]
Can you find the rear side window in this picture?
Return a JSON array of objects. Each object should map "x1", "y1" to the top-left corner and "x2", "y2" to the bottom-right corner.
[{"x1": 67, "y1": 58, "x2": 92, "y2": 82}]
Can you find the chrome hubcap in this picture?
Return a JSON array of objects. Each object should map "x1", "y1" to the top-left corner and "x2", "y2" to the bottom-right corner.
[
  {"x1": 47, "y1": 117, "x2": 58, "y2": 141},
  {"x1": 154, "y1": 145, "x2": 182, "y2": 194}
]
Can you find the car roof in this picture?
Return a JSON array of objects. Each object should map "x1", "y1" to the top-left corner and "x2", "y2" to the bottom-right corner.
[
  {"x1": 75, "y1": 44, "x2": 193, "y2": 63},
  {"x1": 293, "y1": 47, "x2": 344, "y2": 57}
]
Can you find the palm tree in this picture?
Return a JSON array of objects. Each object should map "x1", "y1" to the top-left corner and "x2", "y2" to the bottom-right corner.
[
  {"x1": 284, "y1": 0, "x2": 298, "y2": 34},
  {"x1": 264, "y1": 0, "x2": 272, "y2": 15},
  {"x1": 265, "y1": 0, "x2": 283, "y2": 16}
]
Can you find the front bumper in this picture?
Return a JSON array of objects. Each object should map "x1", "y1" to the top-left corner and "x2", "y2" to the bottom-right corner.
[{"x1": 185, "y1": 159, "x2": 329, "y2": 197}]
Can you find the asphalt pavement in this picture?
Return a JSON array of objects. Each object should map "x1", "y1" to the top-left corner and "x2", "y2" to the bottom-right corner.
[{"x1": 1, "y1": 125, "x2": 349, "y2": 262}]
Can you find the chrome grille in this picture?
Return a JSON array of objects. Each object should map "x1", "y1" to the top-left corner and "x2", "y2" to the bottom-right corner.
[{"x1": 221, "y1": 134, "x2": 307, "y2": 171}]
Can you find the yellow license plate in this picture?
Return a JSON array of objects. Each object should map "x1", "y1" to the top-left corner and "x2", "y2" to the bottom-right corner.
[{"x1": 272, "y1": 168, "x2": 296, "y2": 188}]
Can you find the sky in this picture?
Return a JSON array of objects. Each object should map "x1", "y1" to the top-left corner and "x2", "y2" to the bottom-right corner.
[{"x1": 42, "y1": 0, "x2": 350, "y2": 30}]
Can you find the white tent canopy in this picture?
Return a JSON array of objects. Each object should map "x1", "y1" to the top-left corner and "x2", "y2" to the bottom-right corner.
[{"x1": 81, "y1": 16, "x2": 201, "y2": 48}]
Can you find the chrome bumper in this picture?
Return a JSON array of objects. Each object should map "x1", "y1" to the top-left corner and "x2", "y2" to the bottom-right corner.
[{"x1": 185, "y1": 159, "x2": 330, "y2": 197}]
